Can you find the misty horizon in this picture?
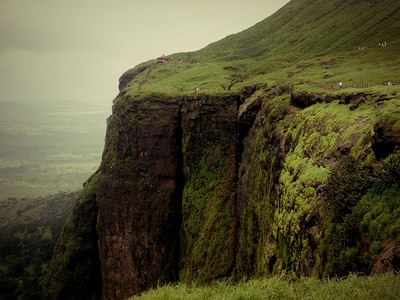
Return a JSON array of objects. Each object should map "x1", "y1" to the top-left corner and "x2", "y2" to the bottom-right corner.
[{"x1": 0, "y1": 0, "x2": 289, "y2": 105}]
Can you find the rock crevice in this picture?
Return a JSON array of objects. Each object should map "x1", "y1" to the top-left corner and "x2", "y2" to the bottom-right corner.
[{"x1": 47, "y1": 87, "x2": 400, "y2": 300}]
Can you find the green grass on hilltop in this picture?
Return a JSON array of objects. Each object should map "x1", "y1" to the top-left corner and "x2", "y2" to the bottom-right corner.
[
  {"x1": 135, "y1": 274, "x2": 400, "y2": 300},
  {"x1": 122, "y1": 0, "x2": 400, "y2": 97}
]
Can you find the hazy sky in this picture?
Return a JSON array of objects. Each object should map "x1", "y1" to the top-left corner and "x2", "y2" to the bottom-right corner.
[{"x1": 0, "y1": 0, "x2": 289, "y2": 105}]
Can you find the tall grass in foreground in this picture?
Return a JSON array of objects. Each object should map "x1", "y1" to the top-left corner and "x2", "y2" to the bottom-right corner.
[{"x1": 135, "y1": 274, "x2": 400, "y2": 300}]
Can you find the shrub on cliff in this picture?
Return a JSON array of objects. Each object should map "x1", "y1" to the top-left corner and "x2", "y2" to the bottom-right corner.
[{"x1": 321, "y1": 152, "x2": 400, "y2": 276}]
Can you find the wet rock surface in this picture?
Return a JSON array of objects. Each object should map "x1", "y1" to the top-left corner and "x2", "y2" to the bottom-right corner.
[
  {"x1": 97, "y1": 98, "x2": 182, "y2": 299},
  {"x1": 373, "y1": 117, "x2": 400, "y2": 159},
  {"x1": 373, "y1": 240, "x2": 400, "y2": 274},
  {"x1": 47, "y1": 87, "x2": 400, "y2": 299}
]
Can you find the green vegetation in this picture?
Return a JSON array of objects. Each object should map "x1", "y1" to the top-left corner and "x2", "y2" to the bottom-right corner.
[
  {"x1": 0, "y1": 193, "x2": 77, "y2": 300},
  {"x1": 43, "y1": 176, "x2": 101, "y2": 300},
  {"x1": 17, "y1": 0, "x2": 400, "y2": 298},
  {"x1": 121, "y1": 0, "x2": 400, "y2": 97},
  {"x1": 232, "y1": 86, "x2": 400, "y2": 280},
  {"x1": 117, "y1": 0, "x2": 400, "y2": 283},
  {"x1": 181, "y1": 153, "x2": 236, "y2": 282},
  {"x1": 235, "y1": 92, "x2": 292, "y2": 277},
  {"x1": 321, "y1": 152, "x2": 400, "y2": 276},
  {"x1": 180, "y1": 98, "x2": 239, "y2": 283},
  {"x1": 136, "y1": 274, "x2": 400, "y2": 300},
  {"x1": 181, "y1": 157, "x2": 220, "y2": 278}
]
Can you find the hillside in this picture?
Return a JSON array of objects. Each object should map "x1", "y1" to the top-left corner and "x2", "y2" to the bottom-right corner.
[
  {"x1": 44, "y1": 1, "x2": 400, "y2": 300},
  {"x1": 120, "y1": 0, "x2": 400, "y2": 96},
  {"x1": 0, "y1": 193, "x2": 77, "y2": 299}
]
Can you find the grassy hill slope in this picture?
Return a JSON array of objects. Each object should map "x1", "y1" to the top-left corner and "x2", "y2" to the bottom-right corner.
[
  {"x1": 136, "y1": 274, "x2": 400, "y2": 300},
  {"x1": 121, "y1": 0, "x2": 400, "y2": 96}
]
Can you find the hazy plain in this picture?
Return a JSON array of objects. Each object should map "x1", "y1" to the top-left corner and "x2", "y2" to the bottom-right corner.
[{"x1": 0, "y1": 99, "x2": 109, "y2": 200}]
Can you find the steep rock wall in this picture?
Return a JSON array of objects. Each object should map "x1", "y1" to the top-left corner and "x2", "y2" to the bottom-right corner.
[
  {"x1": 47, "y1": 88, "x2": 400, "y2": 299},
  {"x1": 180, "y1": 95, "x2": 240, "y2": 282},
  {"x1": 235, "y1": 89, "x2": 400, "y2": 278},
  {"x1": 96, "y1": 96, "x2": 183, "y2": 299},
  {"x1": 44, "y1": 178, "x2": 101, "y2": 300},
  {"x1": 47, "y1": 93, "x2": 242, "y2": 299}
]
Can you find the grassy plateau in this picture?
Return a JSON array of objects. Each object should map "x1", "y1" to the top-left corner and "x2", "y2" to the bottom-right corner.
[{"x1": 121, "y1": 0, "x2": 400, "y2": 97}]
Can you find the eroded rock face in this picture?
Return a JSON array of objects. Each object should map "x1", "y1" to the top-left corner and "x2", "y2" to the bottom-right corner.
[
  {"x1": 179, "y1": 95, "x2": 240, "y2": 282},
  {"x1": 95, "y1": 94, "x2": 242, "y2": 297},
  {"x1": 235, "y1": 92, "x2": 289, "y2": 278},
  {"x1": 47, "y1": 87, "x2": 400, "y2": 299},
  {"x1": 234, "y1": 90, "x2": 400, "y2": 278},
  {"x1": 373, "y1": 117, "x2": 400, "y2": 159},
  {"x1": 97, "y1": 97, "x2": 183, "y2": 299},
  {"x1": 45, "y1": 182, "x2": 102, "y2": 300},
  {"x1": 373, "y1": 240, "x2": 400, "y2": 274}
]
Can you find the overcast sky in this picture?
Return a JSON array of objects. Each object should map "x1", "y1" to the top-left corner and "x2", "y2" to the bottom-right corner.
[{"x1": 0, "y1": 0, "x2": 289, "y2": 105}]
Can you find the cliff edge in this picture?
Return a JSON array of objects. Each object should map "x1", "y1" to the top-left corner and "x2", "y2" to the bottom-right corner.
[{"x1": 45, "y1": 0, "x2": 400, "y2": 299}]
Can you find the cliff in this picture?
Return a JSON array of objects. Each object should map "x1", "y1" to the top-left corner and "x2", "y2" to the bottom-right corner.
[
  {"x1": 45, "y1": 85, "x2": 400, "y2": 299},
  {"x1": 45, "y1": 0, "x2": 400, "y2": 299}
]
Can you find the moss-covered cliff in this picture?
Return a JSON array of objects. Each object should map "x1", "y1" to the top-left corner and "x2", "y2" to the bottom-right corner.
[
  {"x1": 45, "y1": 0, "x2": 400, "y2": 299},
  {"x1": 46, "y1": 84, "x2": 400, "y2": 299},
  {"x1": 235, "y1": 88, "x2": 400, "y2": 279},
  {"x1": 44, "y1": 179, "x2": 101, "y2": 300}
]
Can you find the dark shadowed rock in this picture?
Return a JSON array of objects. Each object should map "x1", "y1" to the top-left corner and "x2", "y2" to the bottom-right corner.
[
  {"x1": 290, "y1": 92, "x2": 332, "y2": 108},
  {"x1": 373, "y1": 240, "x2": 400, "y2": 274},
  {"x1": 97, "y1": 97, "x2": 182, "y2": 299},
  {"x1": 179, "y1": 95, "x2": 240, "y2": 283},
  {"x1": 373, "y1": 117, "x2": 400, "y2": 159},
  {"x1": 46, "y1": 86, "x2": 400, "y2": 299},
  {"x1": 44, "y1": 184, "x2": 101, "y2": 300}
]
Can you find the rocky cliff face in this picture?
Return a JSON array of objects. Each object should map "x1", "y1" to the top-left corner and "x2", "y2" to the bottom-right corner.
[
  {"x1": 97, "y1": 96, "x2": 182, "y2": 299},
  {"x1": 180, "y1": 94, "x2": 241, "y2": 282},
  {"x1": 47, "y1": 85, "x2": 400, "y2": 299}
]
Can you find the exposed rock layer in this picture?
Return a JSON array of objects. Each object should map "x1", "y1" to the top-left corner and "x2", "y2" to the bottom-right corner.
[
  {"x1": 97, "y1": 97, "x2": 182, "y2": 299},
  {"x1": 47, "y1": 88, "x2": 400, "y2": 300}
]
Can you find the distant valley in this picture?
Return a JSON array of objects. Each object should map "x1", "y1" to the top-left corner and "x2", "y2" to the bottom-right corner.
[{"x1": 0, "y1": 99, "x2": 109, "y2": 200}]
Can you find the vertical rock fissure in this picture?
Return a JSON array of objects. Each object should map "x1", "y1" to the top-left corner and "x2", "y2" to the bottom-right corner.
[
  {"x1": 94, "y1": 99, "x2": 185, "y2": 299},
  {"x1": 229, "y1": 97, "x2": 243, "y2": 278},
  {"x1": 233, "y1": 93, "x2": 263, "y2": 278},
  {"x1": 175, "y1": 105, "x2": 185, "y2": 281}
]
